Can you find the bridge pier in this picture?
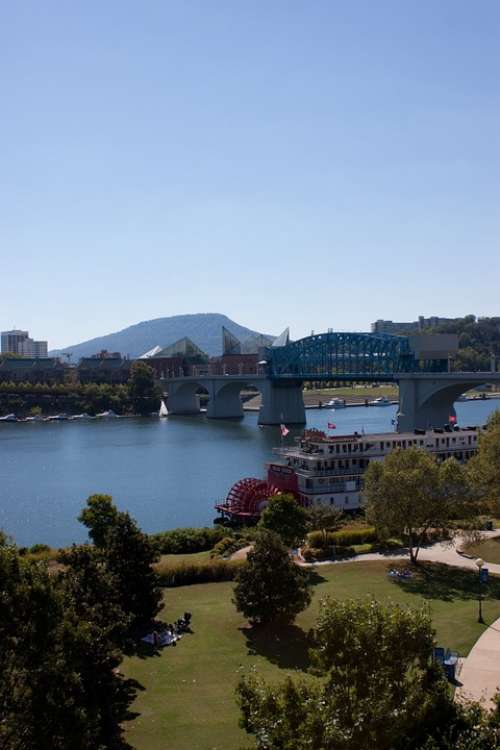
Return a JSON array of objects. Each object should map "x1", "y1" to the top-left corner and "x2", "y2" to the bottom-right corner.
[
  {"x1": 258, "y1": 379, "x2": 306, "y2": 425},
  {"x1": 396, "y1": 374, "x2": 496, "y2": 431},
  {"x1": 166, "y1": 382, "x2": 201, "y2": 415},
  {"x1": 206, "y1": 382, "x2": 244, "y2": 419}
]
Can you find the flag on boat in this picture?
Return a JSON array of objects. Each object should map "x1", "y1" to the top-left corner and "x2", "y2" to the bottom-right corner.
[
  {"x1": 327, "y1": 422, "x2": 336, "y2": 429},
  {"x1": 449, "y1": 415, "x2": 457, "y2": 424},
  {"x1": 280, "y1": 424, "x2": 290, "y2": 437}
]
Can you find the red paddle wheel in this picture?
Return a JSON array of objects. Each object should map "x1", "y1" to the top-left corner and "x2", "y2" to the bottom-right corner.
[{"x1": 215, "y1": 478, "x2": 280, "y2": 522}]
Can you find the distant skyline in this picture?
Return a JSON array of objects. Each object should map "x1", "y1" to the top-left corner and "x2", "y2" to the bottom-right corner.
[{"x1": 1, "y1": 1, "x2": 499, "y2": 349}]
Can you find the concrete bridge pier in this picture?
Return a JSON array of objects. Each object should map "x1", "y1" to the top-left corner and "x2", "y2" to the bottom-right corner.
[
  {"x1": 396, "y1": 374, "x2": 493, "y2": 432},
  {"x1": 165, "y1": 382, "x2": 201, "y2": 415},
  {"x1": 206, "y1": 382, "x2": 244, "y2": 419},
  {"x1": 258, "y1": 379, "x2": 306, "y2": 426}
]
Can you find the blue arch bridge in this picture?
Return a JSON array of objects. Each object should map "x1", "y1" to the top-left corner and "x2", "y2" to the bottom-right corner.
[{"x1": 164, "y1": 331, "x2": 500, "y2": 432}]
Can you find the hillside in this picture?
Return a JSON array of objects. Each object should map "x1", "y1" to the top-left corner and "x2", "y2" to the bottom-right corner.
[{"x1": 50, "y1": 314, "x2": 275, "y2": 360}]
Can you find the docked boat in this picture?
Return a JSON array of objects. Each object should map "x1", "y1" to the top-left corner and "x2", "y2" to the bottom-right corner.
[
  {"x1": 0, "y1": 413, "x2": 17, "y2": 422},
  {"x1": 159, "y1": 400, "x2": 169, "y2": 418},
  {"x1": 326, "y1": 397, "x2": 346, "y2": 408},
  {"x1": 215, "y1": 424, "x2": 482, "y2": 523},
  {"x1": 45, "y1": 414, "x2": 69, "y2": 421},
  {"x1": 96, "y1": 410, "x2": 120, "y2": 419},
  {"x1": 368, "y1": 396, "x2": 392, "y2": 406}
]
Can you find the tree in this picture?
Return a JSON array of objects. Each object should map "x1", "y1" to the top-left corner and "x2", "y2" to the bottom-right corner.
[
  {"x1": 468, "y1": 410, "x2": 500, "y2": 509},
  {"x1": 79, "y1": 493, "x2": 120, "y2": 547},
  {"x1": 0, "y1": 544, "x2": 136, "y2": 750},
  {"x1": 259, "y1": 493, "x2": 308, "y2": 548},
  {"x1": 237, "y1": 597, "x2": 459, "y2": 750},
  {"x1": 128, "y1": 360, "x2": 161, "y2": 415},
  {"x1": 233, "y1": 529, "x2": 312, "y2": 626},
  {"x1": 305, "y1": 504, "x2": 344, "y2": 545},
  {"x1": 364, "y1": 448, "x2": 474, "y2": 564},
  {"x1": 78, "y1": 494, "x2": 163, "y2": 630}
]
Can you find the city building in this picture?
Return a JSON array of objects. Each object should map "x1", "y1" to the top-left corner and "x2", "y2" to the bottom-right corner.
[
  {"x1": 371, "y1": 316, "x2": 460, "y2": 335},
  {"x1": 77, "y1": 356, "x2": 132, "y2": 384},
  {"x1": 0, "y1": 357, "x2": 66, "y2": 384},
  {"x1": 1, "y1": 329, "x2": 48, "y2": 358}
]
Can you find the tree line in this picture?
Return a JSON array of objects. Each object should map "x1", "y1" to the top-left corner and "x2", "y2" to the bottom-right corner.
[{"x1": 0, "y1": 361, "x2": 161, "y2": 416}]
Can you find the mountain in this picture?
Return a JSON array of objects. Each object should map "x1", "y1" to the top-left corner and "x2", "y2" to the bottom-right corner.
[{"x1": 50, "y1": 314, "x2": 276, "y2": 360}]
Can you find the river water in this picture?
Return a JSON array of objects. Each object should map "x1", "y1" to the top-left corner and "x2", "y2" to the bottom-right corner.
[{"x1": 1, "y1": 399, "x2": 498, "y2": 547}]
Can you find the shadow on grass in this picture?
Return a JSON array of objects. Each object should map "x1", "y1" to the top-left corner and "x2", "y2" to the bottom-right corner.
[
  {"x1": 307, "y1": 569, "x2": 327, "y2": 586},
  {"x1": 242, "y1": 623, "x2": 312, "y2": 671},
  {"x1": 390, "y1": 562, "x2": 500, "y2": 602}
]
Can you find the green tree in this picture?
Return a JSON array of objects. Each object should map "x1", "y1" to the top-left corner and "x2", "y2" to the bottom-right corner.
[
  {"x1": 79, "y1": 493, "x2": 120, "y2": 546},
  {"x1": 0, "y1": 544, "x2": 136, "y2": 750},
  {"x1": 233, "y1": 529, "x2": 312, "y2": 625},
  {"x1": 259, "y1": 493, "x2": 308, "y2": 548},
  {"x1": 128, "y1": 360, "x2": 161, "y2": 415},
  {"x1": 468, "y1": 410, "x2": 500, "y2": 509},
  {"x1": 237, "y1": 597, "x2": 457, "y2": 750},
  {"x1": 78, "y1": 494, "x2": 163, "y2": 629},
  {"x1": 364, "y1": 448, "x2": 474, "y2": 563}
]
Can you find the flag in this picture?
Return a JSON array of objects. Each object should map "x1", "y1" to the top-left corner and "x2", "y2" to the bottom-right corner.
[
  {"x1": 280, "y1": 424, "x2": 290, "y2": 437},
  {"x1": 327, "y1": 422, "x2": 336, "y2": 429},
  {"x1": 449, "y1": 415, "x2": 457, "y2": 424}
]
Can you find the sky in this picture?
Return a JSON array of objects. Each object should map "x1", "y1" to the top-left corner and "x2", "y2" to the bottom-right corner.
[{"x1": 1, "y1": 1, "x2": 499, "y2": 348}]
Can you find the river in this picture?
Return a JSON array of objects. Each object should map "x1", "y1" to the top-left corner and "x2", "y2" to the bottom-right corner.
[{"x1": 0, "y1": 399, "x2": 498, "y2": 547}]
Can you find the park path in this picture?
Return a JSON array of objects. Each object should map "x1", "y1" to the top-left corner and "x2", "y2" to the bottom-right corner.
[{"x1": 456, "y1": 616, "x2": 500, "y2": 708}]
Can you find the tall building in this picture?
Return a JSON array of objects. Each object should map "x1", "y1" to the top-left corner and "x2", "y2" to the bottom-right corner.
[
  {"x1": 371, "y1": 316, "x2": 460, "y2": 335},
  {"x1": 1, "y1": 329, "x2": 48, "y2": 358}
]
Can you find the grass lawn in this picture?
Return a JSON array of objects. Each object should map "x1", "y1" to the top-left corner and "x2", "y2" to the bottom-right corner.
[
  {"x1": 304, "y1": 385, "x2": 398, "y2": 401},
  {"x1": 466, "y1": 536, "x2": 500, "y2": 564},
  {"x1": 123, "y1": 561, "x2": 500, "y2": 750},
  {"x1": 157, "y1": 550, "x2": 212, "y2": 566}
]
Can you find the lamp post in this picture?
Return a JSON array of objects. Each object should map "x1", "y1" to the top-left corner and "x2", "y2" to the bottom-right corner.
[{"x1": 475, "y1": 558, "x2": 485, "y2": 624}]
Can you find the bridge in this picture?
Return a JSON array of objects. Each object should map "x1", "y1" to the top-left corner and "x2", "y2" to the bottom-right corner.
[{"x1": 163, "y1": 331, "x2": 500, "y2": 431}]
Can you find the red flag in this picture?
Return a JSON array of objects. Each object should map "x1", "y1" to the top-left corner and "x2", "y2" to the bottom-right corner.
[
  {"x1": 327, "y1": 422, "x2": 336, "y2": 429},
  {"x1": 280, "y1": 424, "x2": 290, "y2": 437},
  {"x1": 449, "y1": 415, "x2": 457, "y2": 424}
]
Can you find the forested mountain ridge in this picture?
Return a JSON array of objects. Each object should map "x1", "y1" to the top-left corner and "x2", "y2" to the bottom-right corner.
[{"x1": 50, "y1": 313, "x2": 275, "y2": 360}]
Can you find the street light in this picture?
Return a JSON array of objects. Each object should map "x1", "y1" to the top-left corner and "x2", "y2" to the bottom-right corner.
[{"x1": 475, "y1": 558, "x2": 485, "y2": 624}]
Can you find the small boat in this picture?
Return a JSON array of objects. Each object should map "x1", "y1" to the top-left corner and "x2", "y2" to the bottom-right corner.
[
  {"x1": 159, "y1": 400, "x2": 168, "y2": 418},
  {"x1": 368, "y1": 396, "x2": 392, "y2": 407},
  {"x1": 45, "y1": 414, "x2": 69, "y2": 421},
  {"x1": 0, "y1": 413, "x2": 17, "y2": 422},
  {"x1": 24, "y1": 415, "x2": 43, "y2": 423},
  {"x1": 326, "y1": 398, "x2": 346, "y2": 408},
  {"x1": 96, "y1": 410, "x2": 120, "y2": 419},
  {"x1": 69, "y1": 413, "x2": 92, "y2": 420}
]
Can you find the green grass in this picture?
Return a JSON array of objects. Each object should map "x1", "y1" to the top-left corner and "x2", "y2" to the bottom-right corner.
[
  {"x1": 304, "y1": 385, "x2": 398, "y2": 400},
  {"x1": 157, "y1": 550, "x2": 212, "y2": 566},
  {"x1": 123, "y1": 561, "x2": 500, "y2": 750},
  {"x1": 465, "y1": 536, "x2": 500, "y2": 564}
]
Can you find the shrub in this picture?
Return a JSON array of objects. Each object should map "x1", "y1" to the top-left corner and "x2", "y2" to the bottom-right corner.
[
  {"x1": 210, "y1": 536, "x2": 250, "y2": 558},
  {"x1": 152, "y1": 526, "x2": 227, "y2": 555},
  {"x1": 29, "y1": 544, "x2": 50, "y2": 555},
  {"x1": 307, "y1": 527, "x2": 377, "y2": 549},
  {"x1": 155, "y1": 558, "x2": 244, "y2": 587},
  {"x1": 302, "y1": 545, "x2": 355, "y2": 561}
]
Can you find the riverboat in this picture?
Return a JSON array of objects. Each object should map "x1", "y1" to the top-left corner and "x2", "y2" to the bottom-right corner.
[{"x1": 215, "y1": 425, "x2": 482, "y2": 524}]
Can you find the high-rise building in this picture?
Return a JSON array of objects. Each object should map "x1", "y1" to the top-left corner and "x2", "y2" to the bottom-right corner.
[{"x1": 1, "y1": 329, "x2": 48, "y2": 358}]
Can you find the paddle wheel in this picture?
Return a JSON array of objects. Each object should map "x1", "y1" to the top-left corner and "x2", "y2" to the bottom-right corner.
[{"x1": 215, "y1": 477, "x2": 281, "y2": 523}]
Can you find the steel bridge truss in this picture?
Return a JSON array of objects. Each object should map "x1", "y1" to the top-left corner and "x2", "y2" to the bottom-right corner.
[{"x1": 267, "y1": 332, "x2": 447, "y2": 381}]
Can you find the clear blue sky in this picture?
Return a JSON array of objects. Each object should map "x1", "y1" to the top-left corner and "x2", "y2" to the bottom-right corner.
[{"x1": 1, "y1": 1, "x2": 499, "y2": 348}]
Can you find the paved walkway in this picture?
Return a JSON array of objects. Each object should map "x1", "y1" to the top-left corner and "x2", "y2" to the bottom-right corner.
[{"x1": 456, "y1": 616, "x2": 500, "y2": 707}]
